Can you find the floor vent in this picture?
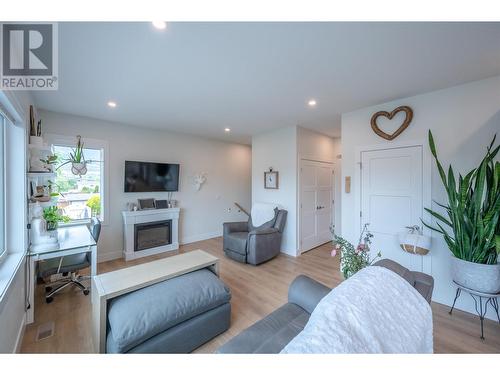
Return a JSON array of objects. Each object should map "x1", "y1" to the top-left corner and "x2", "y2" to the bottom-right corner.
[{"x1": 36, "y1": 321, "x2": 55, "y2": 341}]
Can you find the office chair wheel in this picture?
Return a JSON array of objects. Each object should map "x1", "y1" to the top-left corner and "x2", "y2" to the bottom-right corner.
[
  {"x1": 83, "y1": 290, "x2": 90, "y2": 296},
  {"x1": 45, "y1": 286, "x2": 53, "y2": 293},
  {"x1": 46, "y1": 297, "x2": 54, "y2": 304}
]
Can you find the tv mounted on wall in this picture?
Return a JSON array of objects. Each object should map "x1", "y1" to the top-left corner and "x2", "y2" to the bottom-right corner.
[{"x1": 124, "y1": 161, "x2": 180, "y2": 192}]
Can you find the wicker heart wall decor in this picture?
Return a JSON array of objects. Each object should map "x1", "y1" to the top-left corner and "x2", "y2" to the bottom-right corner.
[{"x1": 370, "y1": 105, "x2": 413, "y2": 141}]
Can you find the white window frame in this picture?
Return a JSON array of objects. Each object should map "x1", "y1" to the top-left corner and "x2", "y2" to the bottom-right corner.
[
  {"x1": 0, "y1": 91, "x2": 27, "y2": 304},
  {"x1": 46, "y1": 134, "x2": 109, "y2": 225},
  {"x1": 0, "y1": 114, "x2": 5, "y2": 263}
]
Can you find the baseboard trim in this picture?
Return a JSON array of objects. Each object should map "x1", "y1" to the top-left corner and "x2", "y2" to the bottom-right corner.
[
  {"x1": 180, "y1": 231, "x2": 221, "y2": 245},
  {"x1": 280, "y1": 249, "x2": 298, "y2": 257},
  {"x1": 14, "y1": 314, "x2": 26, "y2": 353},
  {"x1": 97, "y1": 250, "x2": 122, "y2": 263}
]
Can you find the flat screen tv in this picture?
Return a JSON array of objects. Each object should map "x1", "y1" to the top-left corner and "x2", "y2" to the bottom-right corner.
[{"x1": 124, "y1": 161, "x2": 180, "y2": 192}]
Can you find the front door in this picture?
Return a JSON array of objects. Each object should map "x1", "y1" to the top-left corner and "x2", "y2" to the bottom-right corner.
[
  {"x1": 361, "y1": 146, "x2": 423, "y2": 271},
  {"x1": 300, "y1": 160, "x2": 334, "y2": 253}
]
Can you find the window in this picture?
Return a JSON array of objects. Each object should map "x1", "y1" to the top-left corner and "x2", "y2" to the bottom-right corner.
[
  {"x1": 50, "y1": 137, "x2": 107, "y2": 223},
  {"x1": 0, "y1": 114, "x2": 5, "y2": 260},
  {"x1": 0, "y1": 96, "x2": 26, "y2": 301}
]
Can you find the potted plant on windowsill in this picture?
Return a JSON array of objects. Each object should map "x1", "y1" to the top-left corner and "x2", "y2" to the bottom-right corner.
[{"x1": 424, "y1": 131, "x2": 500, "y2": 294}]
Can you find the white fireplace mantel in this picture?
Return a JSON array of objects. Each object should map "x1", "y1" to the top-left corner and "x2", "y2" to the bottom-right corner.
[{"x1": 122, "y1": 208, "x2": 180, "y2": 261}]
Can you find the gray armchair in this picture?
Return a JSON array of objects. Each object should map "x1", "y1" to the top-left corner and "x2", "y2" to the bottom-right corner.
[{"x1": 223, "y1": 209, "x2": 287, "y2": 265}]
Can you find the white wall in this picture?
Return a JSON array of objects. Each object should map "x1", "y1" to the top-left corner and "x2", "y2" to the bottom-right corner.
[
  {"x1": 0, "y1": 263, "x2": 26, "y2": 353},
  {"x1": 341, "y1": 76, "x2": 500, "y2": 319},
  {"x1": 252, "y1": 126, "x2": 340, "y2": 256},
  {"x1": 297, "y1": 126, "x2": 342, "y2": 235},
  {"x1": 40, "y1": 110, "x2": 252, "y2": 261},
  {"x1": 252, "y1": 126, "x2": 298, "y2": 255}
]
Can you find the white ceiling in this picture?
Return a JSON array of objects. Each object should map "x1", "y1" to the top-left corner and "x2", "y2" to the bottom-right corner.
[{"x1": 33, "y1": 22, "x2": 500, "y2": 144}]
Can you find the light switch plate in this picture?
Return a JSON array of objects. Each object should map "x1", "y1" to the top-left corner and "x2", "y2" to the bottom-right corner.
[{"x1": 345, "y1": 176, "x2": 351, "y2": 193}]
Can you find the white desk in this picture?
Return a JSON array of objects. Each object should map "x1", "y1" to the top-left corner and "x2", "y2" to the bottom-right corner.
[
  {"x1": 92, "y1": 249, "x2": 219, "y2": 353},
  {"x1": 27, "y1": 225, "x2": 97, "y2": 324}
]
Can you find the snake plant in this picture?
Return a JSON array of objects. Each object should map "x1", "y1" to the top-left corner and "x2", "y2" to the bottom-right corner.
[{"x1": 423, "y1": 130, "x2": 500, "y2": 265}]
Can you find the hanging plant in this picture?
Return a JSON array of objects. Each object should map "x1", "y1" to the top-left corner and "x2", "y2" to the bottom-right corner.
[{"x1": 57, "y1": 135, "x2": 88, "y2": 176}]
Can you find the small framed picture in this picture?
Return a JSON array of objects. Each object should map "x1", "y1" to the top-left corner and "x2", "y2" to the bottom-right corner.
[
  {"x1": 137, "y1": 198, "x2": 156, "y2": 210},
  {"x1": 264, "y1": 171, "x2": 279, "y2": 189}
]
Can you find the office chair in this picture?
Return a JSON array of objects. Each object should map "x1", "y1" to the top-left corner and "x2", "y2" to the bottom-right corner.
[{"x1": 38, "y1": 217, "x2": 101, "y2": 303}]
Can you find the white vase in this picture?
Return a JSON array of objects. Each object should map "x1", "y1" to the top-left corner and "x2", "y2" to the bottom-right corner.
[
  {"x1": 451, "y1": 256, "x2": 500, "y2": 294},
  {"x1": 30, "y1": 136, "x2": 44, "y2": 146}
]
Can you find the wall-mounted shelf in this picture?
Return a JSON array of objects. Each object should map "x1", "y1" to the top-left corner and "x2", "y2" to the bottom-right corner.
[
  {"x1": 27, "y1": 172, "x2": 56, "y2": 179},
  {"x1": 29, "y1": 199, "x2": 58, "y2": 208},
  {"x1": 28, "y1": 144, "x2": 53, "y2": 152}
]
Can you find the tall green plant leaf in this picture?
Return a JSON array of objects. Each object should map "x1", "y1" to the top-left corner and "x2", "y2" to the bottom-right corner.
[
  {"x1": 425, "y1": 131, "x2": 499, "y2": 265},
  {"x1": 428, "y1": 130, "x2": 448, "y2": 189},
  {"x1": 424, "y1": 207, "x2": 452, "y2": 227}
]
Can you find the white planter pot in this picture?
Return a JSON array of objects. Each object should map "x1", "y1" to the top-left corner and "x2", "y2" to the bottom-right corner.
[
  {"x1": 29, "y1": 136, "x2": 43, "y2": 146},
  {"x1": 451, "y1": 256, "x2": 500, "y2": 294},
  {"x1": 71, "y1": 162, "x2": 87, "y2": 176}
]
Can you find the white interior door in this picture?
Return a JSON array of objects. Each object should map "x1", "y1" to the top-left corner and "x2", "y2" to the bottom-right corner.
[
  {"x1": 361, "y1": 146, "x2": 423, "y2": 271},
  {"x1": 300, "y1": 160, "x2": 334, "y2": 253}
]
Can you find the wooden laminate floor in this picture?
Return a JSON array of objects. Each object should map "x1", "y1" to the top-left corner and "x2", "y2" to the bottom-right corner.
[{"x1": 20, "y1": 237, "x2": 500, "y2": 354}]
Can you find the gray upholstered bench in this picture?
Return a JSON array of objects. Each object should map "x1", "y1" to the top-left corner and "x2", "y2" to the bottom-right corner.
[{"x1": 106, "y1": 269, "x2": 231, "y2": 353}]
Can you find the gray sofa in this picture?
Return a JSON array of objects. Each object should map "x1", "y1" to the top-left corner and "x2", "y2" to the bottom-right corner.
[
  {"x1": 106, "y1": 269, "x2": 231, "y2": 353},
  {"x1": 223, "y1": 209, "x2": 287, "y2": 265},
  {"x1": 217, "y1": 259, "x2": 434, "y2": 353}
]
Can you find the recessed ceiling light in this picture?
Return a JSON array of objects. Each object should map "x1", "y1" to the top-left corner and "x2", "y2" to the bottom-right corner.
[
  {"x1": 224, "y1": 128, "x2": 231, "y2": 132},
  {"x1": 152, "y1": 21, "x2": 167, "y2": 30},
  {"x1": 308, "y1": 99, "x2": 317, "y2": 107},
  {"x1": 107, "y1": 101, "x2": 117, "y2": 108}
]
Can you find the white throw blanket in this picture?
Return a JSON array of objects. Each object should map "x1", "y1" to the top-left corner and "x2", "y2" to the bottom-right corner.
[
  {"x1": 281, "y1": 266, "x2": 433, "y2": 354},
  {"x1": 251, "y1": 202, "x2": 278, "y2": 227}
]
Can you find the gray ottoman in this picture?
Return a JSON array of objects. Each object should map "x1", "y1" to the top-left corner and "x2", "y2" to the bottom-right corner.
[{"x1": 106, "y1": 268, "x2": 231, "y2": 353}]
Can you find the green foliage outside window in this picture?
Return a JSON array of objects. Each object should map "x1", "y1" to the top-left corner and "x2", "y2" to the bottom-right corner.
[{"x1": 86, "y1": 195, "x2": 101, "y2": 217}]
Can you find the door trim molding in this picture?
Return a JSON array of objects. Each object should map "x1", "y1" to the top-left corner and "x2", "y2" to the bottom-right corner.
[
  {"x1": 299, "y1": 157, "x2": 335, "y2": 165},
  {"x1": 354, "y1": 140, "x2": 432, "y2": 273}
]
